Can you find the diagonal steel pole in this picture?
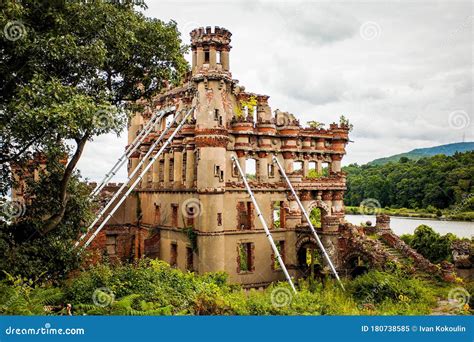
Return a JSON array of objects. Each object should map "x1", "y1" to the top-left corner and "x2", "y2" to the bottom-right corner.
[
  {"x1": 81, "y1": 108, "x2": 195, "y2": 249},
  {"x1": 231, "y1": 155, "x2": 297, "y2": 294},
  {"x1": 75, "y1": 107, "x2": 189, "y2": 247},
  {"x1": 272, "y1": 155, "x2": 345, "y2": 291},
  {"x1": 90, "y1": 106, "x2": 175, "y2": 198}
]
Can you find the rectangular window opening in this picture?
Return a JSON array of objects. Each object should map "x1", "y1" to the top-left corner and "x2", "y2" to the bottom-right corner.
[
  {"x1": 171, "y1": 204, "x2": 178, "y2": 227},
  {"x1": 186, "y1": 247, "x2": 193, "y2": 271},
  {"x1": 274, "y1": 241, "x2": 285, "y2": 270},
  {"x1": 239, "y1": 242, "x2": 253, "y2": 272},
  {"x1": 170, "y1": 242, "x2": 178, "y2": 267}
]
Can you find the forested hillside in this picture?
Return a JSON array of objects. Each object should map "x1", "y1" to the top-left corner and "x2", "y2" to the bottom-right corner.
[
  {"x1": 344, "y1": 151, "x2": 474, "y2": 211},
  {"x1": 369, "y1": 142, "x2": 474, "y2": 165}
]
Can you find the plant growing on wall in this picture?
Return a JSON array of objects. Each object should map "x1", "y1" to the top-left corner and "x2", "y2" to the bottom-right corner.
[
  {"x1": 234, "y1": 96, "x2": 258, "y2": 118},
  {"x1": 307, "y1": 121, "x2": 325, "y2": 129},
  {"x1": 183, "y1": 227, "x2": 198, "y2": 252},
  {"x1": 339, "y1": 115, "x2": 354, "y2": 132}
]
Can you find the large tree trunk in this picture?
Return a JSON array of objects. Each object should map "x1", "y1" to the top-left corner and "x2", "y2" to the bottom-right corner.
[{"x1": 41, "y1": 134, "x2": 89, "y2": 234}]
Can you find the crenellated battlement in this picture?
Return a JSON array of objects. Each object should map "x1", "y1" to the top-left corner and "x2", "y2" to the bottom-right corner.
[{"x1": 190, "y1": 26, "x2": 232, "y2": 47}]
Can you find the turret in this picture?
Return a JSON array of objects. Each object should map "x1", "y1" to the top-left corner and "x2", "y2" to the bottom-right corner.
[{"x1": 190, "y1": 26, "x2": 232, "y2": 73}]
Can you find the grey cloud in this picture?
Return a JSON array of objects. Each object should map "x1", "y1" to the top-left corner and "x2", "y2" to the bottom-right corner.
[{"x1": 77, "y1": 1, "x2": 473, "y2": 180}]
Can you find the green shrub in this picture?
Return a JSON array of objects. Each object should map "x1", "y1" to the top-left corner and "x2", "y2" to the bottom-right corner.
[{"x1": 347, "y1": 270, "x2": 435, "y2": 308}]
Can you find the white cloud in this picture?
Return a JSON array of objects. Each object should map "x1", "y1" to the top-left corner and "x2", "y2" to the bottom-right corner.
[{"x1": 77, "y1": 0, "x2": 473, "y2": 180}]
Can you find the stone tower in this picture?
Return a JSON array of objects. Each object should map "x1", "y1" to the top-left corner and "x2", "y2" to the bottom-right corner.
[{"x1": 191, "y1": 27, "x2": 233, "y2": 272}]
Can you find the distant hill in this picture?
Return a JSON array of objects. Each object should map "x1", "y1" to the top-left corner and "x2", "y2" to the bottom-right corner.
[{"x1": 368, "y1": 142, "x2": 474, "y2": 165}]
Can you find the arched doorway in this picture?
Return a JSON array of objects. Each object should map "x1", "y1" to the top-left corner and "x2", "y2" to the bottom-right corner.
[
  {"x1": 296, "y1": 237, "x2": 323, "y2": 280},
  {"x1": 307, "y1": 200, "x2": 329, "y2": 230},
  {"x1": 344, "y1": 252, "x2": 370, "y2": 278}
]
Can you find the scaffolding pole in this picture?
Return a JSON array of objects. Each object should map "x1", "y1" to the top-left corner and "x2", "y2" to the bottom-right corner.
[
  {"x1": 75, "y1": 107, "x2": 191, "y2": 248},
  {"x1": 271, "y1": 155, "x2": 345, "y2": 291},
  {"x1": 81, "y1": 107, "x2": 195, "y2": 249},
  {"x1": 231, "y1": 155, "x2": 297, "y2": 294},
  {"x1": 90, "y1": 106, "x2": 176, "y2": 198}
]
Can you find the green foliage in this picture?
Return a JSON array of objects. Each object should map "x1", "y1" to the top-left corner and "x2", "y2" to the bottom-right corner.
[
  {"x1": 0, "y1": 260, "x2": 452, "y2": 315},
  {"x1": 0, "y1": 273, "x2": 64, "y2": 315},
  {"x1": 307, "y1": 121, "x2": 324, "y2": 129},
  {"x1": 0, "y1": 0, "x2": 188, "y2": 278},
  {"x1": 183, "y1": 227, "x2": 198, "y2": 252},
  {"x1": 0, "y1": 169, "x2": 93, "y2": 280},
  {"x1": 343, "y1": 152, "x2": 474, "y2": 211},
  {"x1": 401, "y1": 225, "x2": 457, "y2": 263},
  {"x1": 348, "y1": 270, "x2": 434, "y2": 305},
  {"x1": 235, "y1": 96, "x2": 257, "y2": 118},
  {"x1": 339, "y1": 115, "x2": 353, "y2": 132},
  {"x1": 310, "y1": 208, "x2": 322, "y2": 229}
]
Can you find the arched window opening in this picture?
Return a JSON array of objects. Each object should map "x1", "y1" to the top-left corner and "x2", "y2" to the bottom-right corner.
[
  {"x1": 293, "y1": 161, "x2": 303, "y2": 175},
  {"x1": 245, "y1": 158, "x2": 257, "y2": 180},
  {"x1": 308, "y1": 161, "x2": 318, "y2": 178}
]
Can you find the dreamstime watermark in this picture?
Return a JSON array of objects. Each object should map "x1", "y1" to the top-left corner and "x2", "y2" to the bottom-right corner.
[
  {"x1": 181, "y1": 198, "x2": 203, "y2": 219},
  {"x1": 448, "y1": 287, "x2": 470, "y2": 309},
  {"x1": 445, "y1": 15, "x2": 473, "y2": 46},
  {"x1": 93, "y1": 108, "x2": 120, "y2": 130},
  {"x1": 451, "y1": 193, "x2": 473, "y2": 216},
  {"x1": 1, "y1": 198, "x2": 26, "y2": 220},
  {"x1": 357, "y1": 277, "x2": 390, "y2": 310},
  {"x1": 448, "y1": 110, "x2": 471, "y2": 130},
  {"x1": 92, "y1": 287, "x2": 115, "y2": 307},
  {"x1": 271, "y1": 287, "x2": 293, "y2": 308},
  {"x1": 5, "y1": 323, "x2": 85, "y2": 336},
  {"x1": 3, "y1": 21, "x2": 26, "y2": 42},
  {"x1": 359, "y1": 21, "x2": 381, "y2": 41},
  {"x1": 182, "y1": 21, "x2": 203, "y2": 35},
  {"x1": 359, "y1": 198, "x2": 381, "y2": 215}
]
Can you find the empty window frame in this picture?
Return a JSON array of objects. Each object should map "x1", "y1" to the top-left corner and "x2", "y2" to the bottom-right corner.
[
  {"x1": 272, "y1": 201, "x2": 284, "y2": 229},
  {"x1": 170, "y1": 242, "x2": 178, "y2": 267},
  {"x1": 245, "y1": 158, "x2": 257, "y2": 180},
  {"x1": 273, "y1": 240, "x2": 285, "y2": 270},
  {"x1": 238, "y1": 202, "x2": 253, "y2": 230},
  {"x1": 238, "y1": 242, "x2": 254, "y2": 272},
  {"x1": 186, "y1": 247, "x2": 193, "y2": 271},
  {"x1": 293, "y1": 161, "x2": 303, "y2": 174},
  {"x1": 171, "y1": 204, "x2": 178, "y2": 227},
  {"x1": 268, "y1": 163, "x2": 275, "y2": 178},
  {"x1": 154, "y1": 204, "x2": 161, "y2": 225},
  {"x1": 308, "y1": 161, "x2": 318, "y2": 178}
]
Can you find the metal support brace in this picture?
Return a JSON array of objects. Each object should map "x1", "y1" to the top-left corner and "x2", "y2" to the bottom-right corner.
[
  {"x1": 75, "y1": 107, "x2": 192, "y2": 247},
  {"x1": 90, "y1": 106, "x2": 176, "y2": 198},
  {"x1": 272, "y1": 155, "x2": 345, "y2": 291},
  {"x1": 231, "y1": 155, "x2": 297, "y2": 294},
  {"x1": 81, "y1": 108, "x2": 195, "y2": 249}
]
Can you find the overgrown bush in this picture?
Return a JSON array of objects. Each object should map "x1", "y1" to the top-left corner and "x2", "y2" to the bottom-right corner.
[
  {"x1": 1, "y1": 260, "x2": 449, "y2": 315},
  {"x1": 347, "y1": 270, "x2": 436, "y2": 308},
  {"x1": 401, "y1": 225, "x2": 457, "y2": 263}
]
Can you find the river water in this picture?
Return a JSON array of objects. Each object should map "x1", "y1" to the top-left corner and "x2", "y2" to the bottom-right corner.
[{"x1": 345, "y1": 215, "x2": 473, "y2": 239}]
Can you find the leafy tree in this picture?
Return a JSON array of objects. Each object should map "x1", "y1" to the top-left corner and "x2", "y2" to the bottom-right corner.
[
  {"x1": 0, "y1": 0, "x2": 187, "y2": 278},
  {"x1": 343, "y1": 152, "x2": 474, "y2": 211}
]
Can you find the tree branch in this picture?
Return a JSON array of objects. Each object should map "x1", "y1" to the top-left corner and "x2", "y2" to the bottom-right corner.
[{"x1": 41, "y1": 132, "x2": 90, "y2": 234}]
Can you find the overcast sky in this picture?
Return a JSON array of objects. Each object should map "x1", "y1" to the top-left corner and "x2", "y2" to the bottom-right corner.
[{"x1": 76, "y1": 0, "x2": 473, "y2": 182}]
